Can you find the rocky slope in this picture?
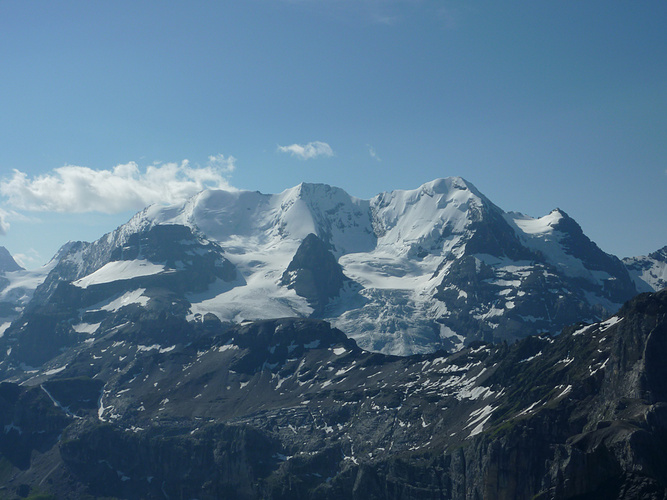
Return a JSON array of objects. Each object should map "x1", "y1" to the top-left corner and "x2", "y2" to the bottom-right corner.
[{"x1": 0, "y1": 289, "x2": 665, "y2": 499}]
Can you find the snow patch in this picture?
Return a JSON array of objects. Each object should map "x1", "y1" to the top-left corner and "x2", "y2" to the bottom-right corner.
[
  {"x1": 72, "y1": 322, "x2": 101, "y2": 334},
  {"x1": 0, "y1": 322, "x2": 11, "y2": 337},
  {"x1": 73, "y1": 260, "x2": 167, "y2": 288},
  {"x1": 43, "y1": 365, "x2": 67, "y2": 376},
  {"x1": 465, "y1": 405, "x2": 495, "y2": 438},
  {"x1": 598, "y1": 316, "x2": 622, "y2": 332}
]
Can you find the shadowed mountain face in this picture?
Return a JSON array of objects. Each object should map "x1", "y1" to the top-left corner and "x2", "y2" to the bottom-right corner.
[
  {"x1": 281, "y1": 233, "x2": 351, "y2": 315},
  {"x1": 0, "y1": 290, "x2": 665, "y2": 499},
  {"x1": 0, "y1": 247, "x2": 22, "y2": 273}
]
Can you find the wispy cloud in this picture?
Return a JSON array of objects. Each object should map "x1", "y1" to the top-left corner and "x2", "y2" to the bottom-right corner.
[
  {"x1": 207, "y1": 153, "x2": 236, "y2": 173},
  {"x1": 370, "y1": 12, "x2": 400, "y2": 26},
  {"x1": 367, "y1": 144, "x2": 382, "y2": 162},
  {"x1": 0, "y1": 209, "x2": 9, "y2": 235},
  {"x1": 277, "y1": 141, "x2": 334, "y2": 160},
  {"x1": 436, "y1": 6, "x2": 459, "y2": 30},
  {"x1": 12, "y1": 248, "x2": 41, "y2": 268},
  {"x1": 0, "y1": 156, "x2": 237, "y2": 215}
]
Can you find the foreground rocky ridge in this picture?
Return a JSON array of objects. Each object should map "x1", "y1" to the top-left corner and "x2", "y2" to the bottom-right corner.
[{"x1": 0, "y1": 290, "x2": 665, "y2": 499}]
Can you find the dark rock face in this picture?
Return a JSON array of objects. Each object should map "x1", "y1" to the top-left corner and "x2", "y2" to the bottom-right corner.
[
  {"x1": 109, "y1": 224, "x2": 239, "y2": 290},
  {"x1": 436, "y1": 255, "x2": 601, "y2": 344},
  {"x1": 0, "y1": 247, "x2": 22, "y2": 273},
  {"x1": 0, "y1": 291, "x2": 665, "y2": 498},
  {"x1": 0, "y1": 382, "x2": 70, "y2": 472},
  {"x1": 281, "y1": 233, "x2": 350, "y2": 315}
]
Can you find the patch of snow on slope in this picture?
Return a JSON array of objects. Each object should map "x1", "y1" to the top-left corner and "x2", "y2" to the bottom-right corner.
[
  {"x1": 72, "y1": 322, "x2": 101, "y2": 334},
  {"x1": 73, "y1": 260, "x2": 167, "y2": 288},
  {"x1": 43, "y1": 365, "x2": 67, "y2": 376},
  {"x1": 0, "y1": 322, "x2": 10, "y2": 337},
  {"x1": 598, "y1": 315, "x2": 622, "y2": 332},
  {"x1": 466, "y1": 404, "x2": 495, "y2": 438},
  {"x1": 84, "y1": 289, "x2": 150, "y2": 313},
  {"x1": 510, "y1": 210, "x2": 563, "y2": 235},
  {"x1": 101, "y1": 290, "x2": 150, "y2": 311}
]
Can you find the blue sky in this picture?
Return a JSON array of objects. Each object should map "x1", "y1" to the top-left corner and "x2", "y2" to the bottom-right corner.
[{"x1": 0, "y1": 1, "x2": 665, "y2": 267}]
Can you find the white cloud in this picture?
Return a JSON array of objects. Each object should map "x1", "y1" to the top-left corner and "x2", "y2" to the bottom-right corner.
[
  {"x1": 0, "y1": 157, "x2": 237, "y2": 214},
  {"x1": 0, "y1": 209, "x2": 9, "y2": 235},
  {"x1": 277, "y1": 141, "x2": 334, "y2": 160},
  {"x1": 367, "y1": 144, "x2": 381, "y2": 162},
  {"x1": 12, "y1": 249, "x2": 41, "y2": 268},
  {"x1": 207, "y1": 153, "x2": 236, "y2": 173}
]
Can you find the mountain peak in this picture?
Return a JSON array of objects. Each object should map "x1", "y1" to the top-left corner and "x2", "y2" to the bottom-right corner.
[
  {"x1": 648, "y1": 245, "x2": 667, "y2": 262},
  {"x1": 0, "y1": 246, "x2": 23, "y2": 272},
  {"x1": 421, "y1": 176, "x2": 469, "y2": 193},
  {"x1": 285, "y1": 182, "x2": 359, "y2": 206}
]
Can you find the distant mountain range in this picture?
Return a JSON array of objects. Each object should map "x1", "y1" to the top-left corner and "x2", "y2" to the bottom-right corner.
[
  {"x1": 0, "y1": 177, "x2": 666, "y2": 499},
  {"x1": 0, "y1": 177, "x2": 663, "y2": 361}
]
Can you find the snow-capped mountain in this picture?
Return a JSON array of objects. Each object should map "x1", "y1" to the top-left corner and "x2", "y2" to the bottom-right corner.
[
  {"x1": 624, "y1": 245, "x2": 667, "y2": 292},
  {"x1": 134, "y1": 178, "x2": 637, "y2": 354},
  {"x1": 0, "y1": 177, "x2": 644, "y2": 365}
]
